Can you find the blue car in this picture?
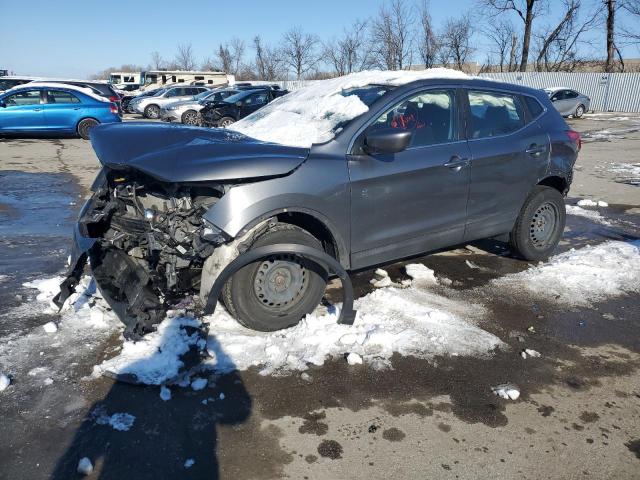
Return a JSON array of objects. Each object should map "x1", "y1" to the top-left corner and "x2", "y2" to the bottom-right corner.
[{"x1": 0, "y1": 84, "x2": 121, "y2": 139}]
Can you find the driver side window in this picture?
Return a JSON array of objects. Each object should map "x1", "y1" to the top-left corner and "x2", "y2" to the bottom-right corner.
[
  {"x1": 4, "y1": 90, "x2": 41, "y2": 106},
  {"x1": 365, "y1": 89, "x2": 456, "y2": 149}
]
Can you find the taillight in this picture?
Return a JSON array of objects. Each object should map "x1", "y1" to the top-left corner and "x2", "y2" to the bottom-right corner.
[
  {"x1": 566, "y1": 130, "x2": 581, "y2": 151},
  {"x1": 109, "y1": 103, "x2": 118, "y2": 114},
  {"x1": 109, "y1": 95, "x2": 119, "y2": 103}
]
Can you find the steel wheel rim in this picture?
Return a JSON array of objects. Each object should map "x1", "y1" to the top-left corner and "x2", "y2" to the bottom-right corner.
[
  {"x1": 252, "y1": 255, "x2": 308, "y2": 309},
  {"x1": 529, "y1": 201, "x2": 558, "y2": 249}
]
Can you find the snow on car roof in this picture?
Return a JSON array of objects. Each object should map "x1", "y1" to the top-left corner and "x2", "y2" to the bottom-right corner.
[
  {"x1": 7, "y1": 82, "x2": 109, "y2": 103},
  {"x1": 230, "y1": 68, "x2": 470, "y2": 148}
]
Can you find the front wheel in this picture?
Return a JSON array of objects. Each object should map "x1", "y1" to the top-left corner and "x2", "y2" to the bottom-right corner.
[
  {"x1": 144, "y1": 104, "x2": 160, "y2": 119},
  {"x1": 222, "y1": 224, "x2": 327, "y2": 331},
  {"x1": 574, "y1": 104, "x2": 585, "y2": 118},
  {"x1": 218, "y1": 116, "x2": 235, "y2": 128},
  {"x1": 181, "y1": 110, "x2": 199, "y2": 125},
  {"x1": 77, "y1": 118, "x2": 99, "y2": 140},
  {"x1": 509, "y1": 186, "x2": 566, "y2": 261}
]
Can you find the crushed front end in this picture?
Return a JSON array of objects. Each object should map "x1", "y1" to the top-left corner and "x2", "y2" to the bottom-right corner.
[{"x1": 58, "y1": 168, "x2": 227, "y2": 339}]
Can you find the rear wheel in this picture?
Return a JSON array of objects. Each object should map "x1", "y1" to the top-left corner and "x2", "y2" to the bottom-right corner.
[
  {"x1": 574, "y1": 104, "x2": 585, "y2": 118},
  {"x1": 218, "y1": 116, "x2": 235, "y2": 128},
  {"x1": 77, "y1": 118, "x2": 99, "y2": 140},
  {"x1": 222, "y1": 224, "x2": 327, "y2": 331},
  {"x1": 181, "y1": 110, "x2": 199, "y2": 125},
  {"x1": 509, "y1": 186, "x2": 566, "y2": 261},
  {"x1": 144, "y1": 104, "x2": 160, "y2": 119}
]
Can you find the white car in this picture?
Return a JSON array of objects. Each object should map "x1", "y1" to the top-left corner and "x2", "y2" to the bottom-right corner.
[
  {"x1": 160, "y1": 88, "x2": 239, "y2": 125},
  {"x1": 130, "y1": 86, "x2": 210, "y2": 119}
]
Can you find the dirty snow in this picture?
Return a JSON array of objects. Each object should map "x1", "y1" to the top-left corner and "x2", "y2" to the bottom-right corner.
[
  {"x1": 495, "y1": 240, "x2": 640, "y2": 306},
  {"x1": 93, "y1": 408, "x2": 136, "y2": 431},
  {"x1": 566, "y1": 205, "x2": 611, "y2": 225},
  {"x1": 405, "y1": 264, "x2": 438, "y2": 287},
  {"x1": 492, "y1": 384, "x2": 520, "y2": 400},
  {"x1": 577, "y1": 199, "x2": 608, "y2": 207},
  {"x1": 230, "y1": 69, "x2": 469, "y2": 147}
]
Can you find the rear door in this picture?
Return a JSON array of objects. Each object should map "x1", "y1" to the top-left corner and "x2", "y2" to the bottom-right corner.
[
  {"x1": 42, "y1": 90, "x2": 83, "y2": 130},
  {"x1": 0, "y1": 89, "x2": 44, "y2": 131},
  {"x1": 348, "y1": 88, "x2": 472, "y2": 268},
  {"x1": 463, "y1": 89, "x2": 550, "y2": 241}
]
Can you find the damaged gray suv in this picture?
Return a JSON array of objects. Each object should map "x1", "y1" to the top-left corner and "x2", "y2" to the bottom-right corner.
[{"x1": 56, "y1": 72, "x2": 580, "y2": 338}]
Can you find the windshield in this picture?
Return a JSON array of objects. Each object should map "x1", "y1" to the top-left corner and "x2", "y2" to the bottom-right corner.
[
  {"x1": 152, "y1": 89, "x2": 166, "y2": 97},
  {"x1": 194, "y1": 90, "x2": 213, "y2": 100},
  {"x1": 341, "y1": 85, "x2": 394, "y2": 107}
]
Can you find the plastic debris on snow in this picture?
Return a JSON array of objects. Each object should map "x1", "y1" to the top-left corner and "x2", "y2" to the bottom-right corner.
[
  {"x1": 93, "y1": 408, "x2": 136, "y2": 431},
  {"x1": 77, "y1": 457, "x2": 93, "y2": 476},
  {"x1": 493, "y1": 241, "x2": 640, "y2": 306},
  {"x1": 0, "y1": 373, "x2": 10, "y2": 391},
  {"x1": 184, "y1": 459, "x2": 195, "y2": 469},
  {"x1": 492, "y1": 384, "x2": 520, "y2": 400},
  {"x1": 230, "y1": 69, "x2": 469, "y2": 148},
  {"x1": 347, "y1": 352, "x2": 363, "y2": 365},
  {"x1": 160, "y1": 386, "x2": 172, "y2": 401}
]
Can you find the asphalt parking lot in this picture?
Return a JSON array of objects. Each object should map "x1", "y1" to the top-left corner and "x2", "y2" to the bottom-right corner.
[{"x1": 0, "y1": 113, "x2": 639, "y2": 479}]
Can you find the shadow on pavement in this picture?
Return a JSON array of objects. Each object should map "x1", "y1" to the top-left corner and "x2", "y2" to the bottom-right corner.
[{"x1": 49, "y1": 333, "x2": 251, "y2": 479}]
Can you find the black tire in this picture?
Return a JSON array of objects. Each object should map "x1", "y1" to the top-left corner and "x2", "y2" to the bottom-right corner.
[
  {"x1": 574, "y1": 104, "x2": 585, "y2": 118},
  {"x1": 77, "y1": 118, "x2": 99, "y2": 140},
  {"x1": 509, "y1": 186, "x2": 566, "y2": 261},
  {"x1": 222, "y1": 224, "x2": 327, "y2": 331},
  {"x1": 218, "y1": 116, "x2": 235, "y2": 128},
  {"x1": 181, "y1": 110, "x2": 199, "y2": 125},
  {"x1": 144, "y1": 104, "x2": 160, "y2": 119}
]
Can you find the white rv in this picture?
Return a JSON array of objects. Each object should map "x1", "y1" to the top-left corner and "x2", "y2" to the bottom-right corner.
[{"x1": 109, "y1": 71, "x2": 229, "y2": 91}]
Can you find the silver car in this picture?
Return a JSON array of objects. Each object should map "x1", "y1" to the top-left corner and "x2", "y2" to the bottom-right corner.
[
  {"x1": 131, "y1": 86, "x2": 210, "y2": 119},
  {"x1": 160, "y1": 88, "x2": 239, "y2": 125},
  {"x1": 544, "y1": 87, "x2": 590, "y2": 118}
]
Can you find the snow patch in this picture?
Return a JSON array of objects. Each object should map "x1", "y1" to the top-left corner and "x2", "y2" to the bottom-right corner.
[
  {"x1": 42, "y1": 321, "x2": 58, "y2": 333},
  {"x1": 405, "y1": 264, "x2": 438, "y2": 287},
  {"x1": 0, "y1": 373, "x2": 10, "y2": 391},
  {"x1": 231, "y1": 69, "x2": 469, "y2": 147},
  {"x1": 94, "y1": 409, "x2": 136, "y2": 431},
  {"x1": 191, "y1": 377, "x2": 208, "y2": 391},
  {"x1": 566, "y1": 205, "x2": 611, "y2": 225},
  {"x1": 494, "y1": 241, "x2": 640, "y2": 306},
  {"x1": 492, "y1": 384, "x2": 520, "y2": 400},
  {"x1": 347, "y1": 352, "x2": 363, "y2": 365},
  {"x1": 160, "y1": 385, "x2": 172, "y2": 401},
  {"x1": 77, "y1": 457, "x2": 93, "y2": 476},
  {"x1": 184, "y1": 459, "x2": 195, "y2": 469}
]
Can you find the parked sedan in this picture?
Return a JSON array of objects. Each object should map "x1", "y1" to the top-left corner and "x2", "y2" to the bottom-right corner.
[
  {"x1": 543, "y1": 87, "x2": 590, "y2": 118},
  {"x1": 130, "y1": 86, "x2": 210, "y2": 119},
  {"x1": 160, "y1": 88, "x2": 239, "y2": 125},
  {"x1": 200, "y1": 88, "x2": 287, "y2": 127},
  {"x1": 0, "y1": 83, "x2": 121, "y2": 139},
  {"x1": 122, "y1": 88, "x2": 166, "y2": 114},
  {"x1": 58, "y1": 73, "x2": 579, "y2": 338}
]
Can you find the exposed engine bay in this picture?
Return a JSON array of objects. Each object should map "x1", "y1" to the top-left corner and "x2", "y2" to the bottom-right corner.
[{"x1": 80, "y1": 169, "x2": 228, "y2": 338}]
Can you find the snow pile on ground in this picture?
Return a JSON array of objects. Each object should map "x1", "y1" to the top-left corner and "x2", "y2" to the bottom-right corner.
[
  {"x1": 92, "y1": 407, "x2": 136, "y2": 431},
  {"x1": 93, "y1": 316, "x2": 203, "y2": 385},
  {"x1": 230, "y1": 69, "x2": 469, "y2": 147},
  {"x1": 203, "y1": 283, "x2": 502, "y2": 375},
  {"x1": 494, "y1": 240, "x2": 640, "y2": 306},
  {"x1": 577, "y1": 199, "x2": 608, "y2": 207},
  {"x1": 566, "y1": 205, "x2": 611, "y2": 225}
]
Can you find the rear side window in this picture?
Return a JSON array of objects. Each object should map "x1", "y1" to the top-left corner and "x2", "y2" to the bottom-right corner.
[
  {"x1": 46, "y1": 90, "x2": 80, "y2": 104},
  {"x1": 523, "y1": 96, "x2": 544, "y2": 118},
  {"x1": 366, "y1": 89, "x2": 457, "y2": 148},
  {"x1": 468, "y1": 90, "x2": 524, "y2": 139}
]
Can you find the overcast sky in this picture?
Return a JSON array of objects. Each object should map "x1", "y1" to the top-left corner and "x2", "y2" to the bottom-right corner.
[{"x1": 1, "y1": 0, "x2": 638, "y2": 78}]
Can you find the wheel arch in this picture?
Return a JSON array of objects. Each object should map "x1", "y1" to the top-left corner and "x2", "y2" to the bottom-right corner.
[
  {"x1": 236, "y1": 208, "x2": 349, "y2": 269},
  {"x1": 537, "y1": 175, "x2": 569, "y2": 195}
]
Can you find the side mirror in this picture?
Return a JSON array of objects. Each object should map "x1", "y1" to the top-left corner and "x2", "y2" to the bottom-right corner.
[{"x1": 364, "y1": 128, "x2": 412, "y2": 155}]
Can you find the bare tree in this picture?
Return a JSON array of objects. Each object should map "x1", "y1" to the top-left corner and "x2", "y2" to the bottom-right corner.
[
  {"x1": 214, "y1": 38, "x2": 246, "y2": 75},
  {"x1": 174, "y1": 43, "x2": 197, "y2": 70},
  {"x1": 150, "y1": 51, "x2": 165, "y2": 70},
  {"x1": 370, "y1": 0, "x2": 414, "y2": 70},
  {"x1": 480, "y1": 0, "x2": 546, "y2": 71},
  {"x1": 281, "y1": 27, "x2": 319, "y2": 79},
  {"x1": 416, "y1": 1, "x2": 440, "y2": 68},
  {"x1": 485, "y1": 20, "x2": 516, "y2": 71},
  {"x1": 439, "y1": 15, "x2": 475, "y2": 70},
  {"x1": 323, "y1": 20, "x2": 372, "y2": 76},
  {"x1": 508, "y1": 33, "x2": 521, "y2": 71},
  {"x1": 253, "y1": 36, "x2": 285, "y2": 81},
  {"x1": 533, "y1": 0, "x2": 600, "y2": 72}
]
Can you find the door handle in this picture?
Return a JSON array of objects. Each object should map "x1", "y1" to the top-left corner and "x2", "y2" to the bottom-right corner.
[
  {"x1": 443, "y1": 156, "x2": 469, "y2": 171},
  {"x1": 33, "y1": 108, "x2": 42, "y2": 112},
  {"x1": 525, "y1": 144, "x2": 546, "y2": 156}
]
